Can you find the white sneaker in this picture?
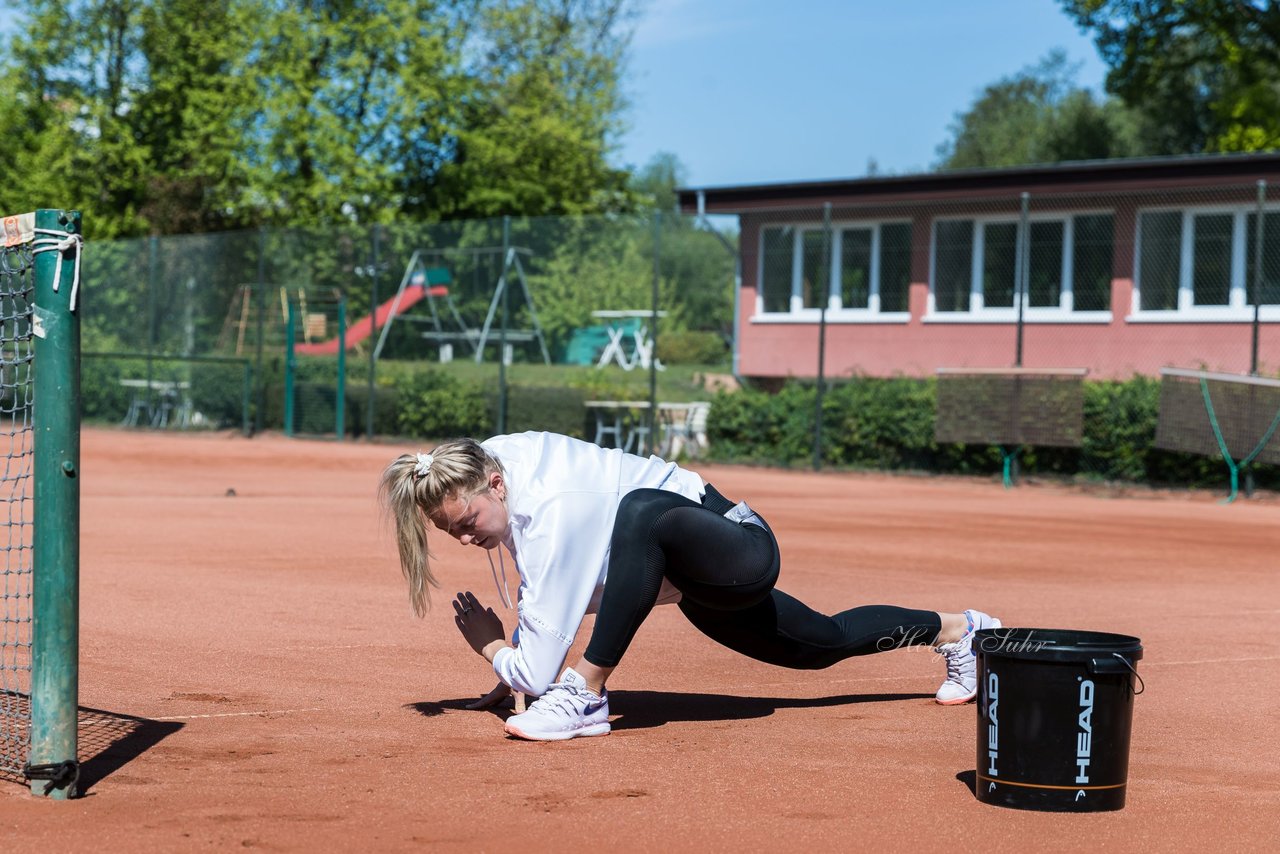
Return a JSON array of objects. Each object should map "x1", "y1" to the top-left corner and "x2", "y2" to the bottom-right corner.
[
  {"x1": 503, "y1": 668, "x2": 611, "y2": 741},
  {"x1": 935, "y1": 609, "x2": 1001, "y2": 705}
]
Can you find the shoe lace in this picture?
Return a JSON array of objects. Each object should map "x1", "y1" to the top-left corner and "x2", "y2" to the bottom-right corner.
[
  {"x1": 937, "y1": 638, "x2": 973, "y2": 684},
  {"x1": 527, "y1": 682, "x2": 587, "y2": 718}
]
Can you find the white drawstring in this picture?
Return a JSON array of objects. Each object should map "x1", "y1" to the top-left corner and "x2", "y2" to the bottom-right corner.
[
  {"x1": 486, "y1": 545, "x2": 514, "y2": 610},
  {"x1": 30, "y1": 228, "x2": 83, "y2": 311}
]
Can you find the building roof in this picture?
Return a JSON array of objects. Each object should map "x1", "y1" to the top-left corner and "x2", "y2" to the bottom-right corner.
[{"x1": 676, "y1": 152, "x2": 1280, "y2": 214}]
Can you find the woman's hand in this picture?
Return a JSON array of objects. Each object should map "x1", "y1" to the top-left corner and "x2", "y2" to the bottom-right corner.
[
  {"x1": 452, "y1": 591, "x2": 506, "y2": 659},
  {"x1": 465, "y1": 682, "x2": 511, "y2": 710}
]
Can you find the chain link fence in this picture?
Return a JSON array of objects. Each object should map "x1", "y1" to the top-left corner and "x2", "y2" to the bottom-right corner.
[{"x1": 78, "y1": 180, "x2": 1280, "y2": 492}]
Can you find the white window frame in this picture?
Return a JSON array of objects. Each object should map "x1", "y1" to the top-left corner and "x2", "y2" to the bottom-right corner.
[
  {"x1": 924, "y1": 210, "x2": 1114, "y2": 324},
  {"x1": 1130, "y1": 203, "x2": 1280, "y2": 322},
  {"x1": 753, "y1": 219, "x2": 912, "y2": 324}
]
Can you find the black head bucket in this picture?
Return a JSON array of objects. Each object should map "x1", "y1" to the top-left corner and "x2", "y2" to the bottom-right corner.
[{"x1": 974, "y1": 627, "x2": 1143, "y2": 812}]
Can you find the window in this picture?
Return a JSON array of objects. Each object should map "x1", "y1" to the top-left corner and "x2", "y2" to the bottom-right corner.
[
  {"x1": 761, "y1": 227, "x2": 792, "y2": 313},
  {"x1": 1244, "y1": 211, "x2": 1280, "y2": 306},
  {"x1": 1136, "y1": 207, "x2": 1280, "y2": 315},
  {"x1": 1137, "y1": 212, "x2": 1180, "y2": 311},
  {"x1": 757, "y1": 221, "x2": 912, "y2": 318},
  {"x1": 930, "y1": 214, "x2": 1114, "y2": 316},
  {"x1": 1073, "y1": 215, "x2": 1113, "y2": 311},
  {"x1": 933, "y1": 221, "x2": 972, "y2": 312}
]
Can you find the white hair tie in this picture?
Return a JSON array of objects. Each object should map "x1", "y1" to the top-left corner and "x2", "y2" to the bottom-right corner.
[{"x1": 413, "y1": 452, "x2": 434, "y2": 478}]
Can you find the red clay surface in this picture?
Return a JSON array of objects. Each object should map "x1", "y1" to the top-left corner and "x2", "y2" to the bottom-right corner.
[{"x1": 4, "y1": 427, "x2": 1279, "y2": 850}]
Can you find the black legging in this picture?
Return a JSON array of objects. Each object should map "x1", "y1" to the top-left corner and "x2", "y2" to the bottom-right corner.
[{"x1": 583, "y1": 485, "x2": 942, "y2": 669}]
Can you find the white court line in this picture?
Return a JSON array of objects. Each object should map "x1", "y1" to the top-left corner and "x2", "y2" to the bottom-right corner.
[
  {"x1": 717, "y1": 674, "x2": 918, "y2": 691},
  {"x1": 1141, "y1": 655, "x2": 1280, "y2": 668},
  {"x1": 262, "y1": 643, "x2": 395, "y2": 652},
  {"x1": 155, "y1": 707, "x2": 324, "y2": 721}
]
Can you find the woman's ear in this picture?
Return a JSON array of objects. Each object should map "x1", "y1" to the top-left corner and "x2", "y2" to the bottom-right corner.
[{"x1": 490, "y1": 471, "x2": 505, "y2": 500}]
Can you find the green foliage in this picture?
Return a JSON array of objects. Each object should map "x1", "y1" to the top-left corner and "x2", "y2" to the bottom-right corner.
[
  {"x1": 393, "y1": 369, "x2": 489, "y2": 439},
  {"x1": 1078, "y1": 378, "x2": 1160, "y2": 482},
  {"x1": 492, "y1": 384, "x2": 593, "y2": 438},
  {"x1": 524, "y1": 216, "x2": 674, "y2": 357},
  {"x1": 80, "y1": 354, "x2": 251, "y2": 429},
  {"x1": 706, "y1": 376, "x2": 1280, "y2": 491},
  {"x1": 1060, "y1": 1, "x2": 1280, "y2": 154},
  {"x1": 426, "y1": 0, "x2": 636, "y2": 218},
  {"x1": 821, "y1": 378, "x2": 942, "y2": 469},
  {"x1": 0, "y1": 0, "x2": 639, "y2": 237},
  {"x1": 936, "y1": 50, "x2": 1152, "y2": 169},
  {"x1": 344, "y1": 383, "x2": 400, "y2": 438},
  {"x1": 629, "y1": 152, "x2": 686, "y2": 212},
  {"x1": 657, "y1": 331, "x2": 728, "y2": 366},
  {"x1": 706, "y1": 384, "x2": 818, "y2": 466}
]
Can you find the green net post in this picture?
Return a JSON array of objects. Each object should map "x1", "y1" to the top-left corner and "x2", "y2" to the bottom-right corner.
[
  {"x1": 284, "y1": 302, "x2": 296, "y2": 437},
  {"x1": 242, "y1": 361, "x2": 252, "y2": 437},
  {"x1": 29, "y1": 209, "x2": 82, "y2": 798},
  {"x1": 335, "y1": 297, "x2": 346, "y2": 440}
]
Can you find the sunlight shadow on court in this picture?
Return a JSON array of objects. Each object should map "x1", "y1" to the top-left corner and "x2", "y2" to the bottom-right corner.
[
  {"x1": 398, "y1": 690, "x2": 934, "y2": 731},
  {"x1": 402, "y1": 698, "x2": 515, "y2": 721},
  {"x1": 76, "y1": 706, "x2": 184, "y2": 794},
  {"x1": 607, "y1": 689, "x2": 935, "y2": 730},
  {"x1": 1, "y1": 698, "x2": 183, "y2": 795}
]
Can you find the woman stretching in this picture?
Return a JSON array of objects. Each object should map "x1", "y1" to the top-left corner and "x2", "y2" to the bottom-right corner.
[{"x1": 380, "y1": 431, "x2": 999, "y2": 741}]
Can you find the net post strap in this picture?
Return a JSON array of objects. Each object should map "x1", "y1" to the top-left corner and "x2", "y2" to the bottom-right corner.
[
  {"x1": 1000, "y1": 445, "x2": 1022, "y2": 490},
  {"x1": 24, "y1": 759, "x2": 80, "y2": 796},
  {"x1": 30, "y1": 229, "x2": 83, "y2": 310},
  {"x1": 1198, "y1": 376, "x2": 1280, "y2": 504}
]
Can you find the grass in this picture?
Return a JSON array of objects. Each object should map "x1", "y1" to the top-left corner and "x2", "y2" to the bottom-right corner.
[{"x1": 375, "y1": 357, "x2": 732, "y2": 402}]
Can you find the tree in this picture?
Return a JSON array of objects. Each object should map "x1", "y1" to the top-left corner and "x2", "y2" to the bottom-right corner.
[
  {"x1": 1060, "y1": 0, "x2": 1280, "y2": 153},
  {"x1": 0, "y1": 0, "x2": 639, "y2": 236},
  {"x1": 936, "y1": 50, "x2": 1149, "y2": 169},
  {"x1": 423, "y1": 0, "x2": 637, "y2": 219},
  {"x1": 629, "y1": 151, "x2": 687, "y2": 211}
]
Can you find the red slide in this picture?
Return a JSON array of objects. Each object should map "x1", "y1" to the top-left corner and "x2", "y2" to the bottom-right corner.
[{"x1": 295, "y1": 285, "x2": 430, "y2": 355}]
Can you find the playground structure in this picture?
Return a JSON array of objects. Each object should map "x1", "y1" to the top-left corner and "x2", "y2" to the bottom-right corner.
[
  {"x1": 217, "y1": 285, "x2": 349, "y2": 356},
  {"x1": 373, "y1": 246, "x2": 551, "y2": 365}
]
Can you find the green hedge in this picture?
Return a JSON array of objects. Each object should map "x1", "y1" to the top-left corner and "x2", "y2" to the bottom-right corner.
[
  {"x1": 82, "y1": 355, "x2": 251, "y2": 430},
  {"x1": 706, "y1": 376, "x2": 1279, "y2": 491},
  {"x1": 83, "y1": 354, "x2": 1277, "y2": 494}
]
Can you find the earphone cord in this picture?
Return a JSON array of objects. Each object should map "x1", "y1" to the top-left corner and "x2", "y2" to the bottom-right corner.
[{"x1": 487, "y1": 546, "x2": 514, "y2": 610}]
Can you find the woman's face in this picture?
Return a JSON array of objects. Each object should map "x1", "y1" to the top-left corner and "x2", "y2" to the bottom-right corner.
[{"x1": 430, "y1": 473, "x2": 508, "y2": 550}]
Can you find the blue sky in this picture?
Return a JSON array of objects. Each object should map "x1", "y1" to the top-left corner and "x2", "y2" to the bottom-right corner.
[{"x1": 617, "y1": 0, "x2": 1109, "y2": 188}]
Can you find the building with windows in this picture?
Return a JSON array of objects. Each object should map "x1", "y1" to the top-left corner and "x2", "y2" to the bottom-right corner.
[{"x1": 678, "y1": 154, "x2": 1280, "y2": 381}]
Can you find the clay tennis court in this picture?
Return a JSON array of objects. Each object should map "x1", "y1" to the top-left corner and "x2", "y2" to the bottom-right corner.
[{"x1": 4, "y1": 426, "x2": 1278, "y2": 849}]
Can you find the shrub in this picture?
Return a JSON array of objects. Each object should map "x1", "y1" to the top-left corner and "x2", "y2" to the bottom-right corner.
[
  {"x1": 704, "y1": 375, "x2": 1279, "y2": 491},
  {"x1": 656, "y1": 331, "x2": 728, "y2": 366},
  {"x1": 393, "y1": 370, "x2": 488, "y2": 439}
]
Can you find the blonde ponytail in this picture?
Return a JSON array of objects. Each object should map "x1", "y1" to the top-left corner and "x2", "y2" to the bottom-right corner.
[{"x1": 378, "y1": 439, "x2": 504, "y2": 616}]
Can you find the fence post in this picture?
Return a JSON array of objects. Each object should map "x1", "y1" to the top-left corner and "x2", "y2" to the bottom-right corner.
[
  {"x1": 367, "y1": 224, "x2": 380, "y2": 439},
  {"x1": 1252, "y1": 180, "x2": 1266, "y2": 377},
  {"x1": 147, "y1": 235, "x2": 157, "y2": 420},
  {"x1": 284, "y1": 302, "x2": 296, "y2": 437},
  {"x1": 29, "y1": 209, "x2": 82, "y2": 798},
  {"x1": 254, "y1": 227, "x2": 267, "y2": 435},
  {"x1": 813, "y1": 203, "x2": 832, "y2": 471},
  {"x1": 335, "y1": 296, "x2": 346, "y2": 440},
  {"x1": 1016, "y1": 192, "x2": 1030, "y2": 368},
  {"x1": 242, "y1": 361, "x2": 252, "y2": 437},
  {"x1": 498, "y1": 216, "x2": 510, "y2": 434},
  {"x1": 648, "y1": 211, "x2": 661, "y2": 455}
]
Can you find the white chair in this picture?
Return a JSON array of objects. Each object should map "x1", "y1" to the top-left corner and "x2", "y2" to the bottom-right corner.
[{"x1": 663, "y1": 401, "x2": 711, "y2": 459}]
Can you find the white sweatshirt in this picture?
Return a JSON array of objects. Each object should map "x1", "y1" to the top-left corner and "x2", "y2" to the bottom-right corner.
[{"x1": 481, "y1": 431, "x2": 705, "y2": 696}]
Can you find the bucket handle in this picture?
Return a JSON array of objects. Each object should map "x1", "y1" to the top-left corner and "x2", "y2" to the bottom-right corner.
[{"x1": 1089, "y1": 654, "x2": 1145, "y2": 695}]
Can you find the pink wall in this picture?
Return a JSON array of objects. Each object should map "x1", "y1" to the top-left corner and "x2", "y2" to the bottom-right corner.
[{"x1": 736, "y1": 203, "x2": 1280, "y2": 381}]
